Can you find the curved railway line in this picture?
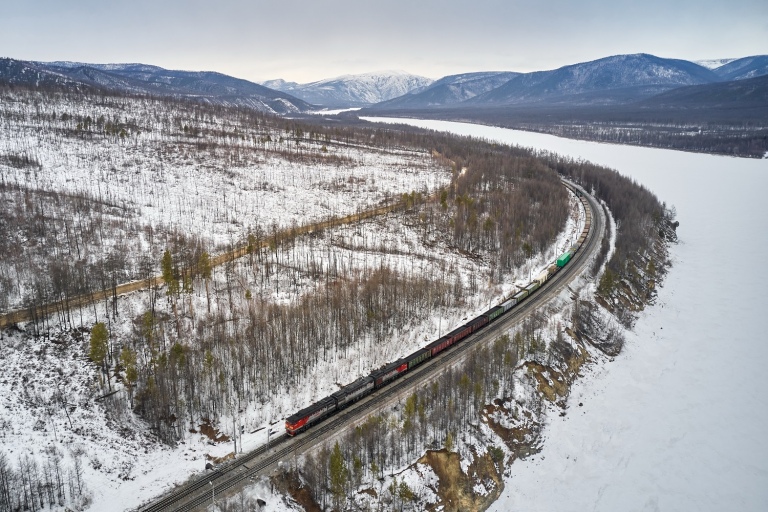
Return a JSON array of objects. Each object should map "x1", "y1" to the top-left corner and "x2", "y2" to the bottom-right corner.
[{"x1": 137, "y1": 179, "x2": 605, "y2": 512}]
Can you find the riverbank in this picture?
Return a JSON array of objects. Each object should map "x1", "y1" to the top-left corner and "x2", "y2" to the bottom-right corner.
[{"x1": 373, "y1": 118, "x2": 768, "y2": 512}]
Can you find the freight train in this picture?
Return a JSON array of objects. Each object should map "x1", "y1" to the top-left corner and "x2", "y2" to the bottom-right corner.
[{"x1": 285, "y1": 183, "x2": 592, "y2": 436}]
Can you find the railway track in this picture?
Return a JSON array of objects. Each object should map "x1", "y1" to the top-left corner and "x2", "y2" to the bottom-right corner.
[{"x1": 137, "y1": 179, "x2": 604, "y2": 511}]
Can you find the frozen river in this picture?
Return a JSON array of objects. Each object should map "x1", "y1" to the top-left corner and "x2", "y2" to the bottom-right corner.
[{"x1": 366, "y1": 118, "x2": 768, "y2": 511}]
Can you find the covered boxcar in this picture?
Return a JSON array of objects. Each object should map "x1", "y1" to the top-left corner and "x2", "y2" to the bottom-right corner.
[{"x1": 556, "y1": 251, "x2": 572, "y2": 267}]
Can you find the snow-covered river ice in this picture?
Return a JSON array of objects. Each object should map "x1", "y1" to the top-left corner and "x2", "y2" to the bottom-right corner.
[{"x1": 366, "y1": 118, "x2": 768, "y2": 511}]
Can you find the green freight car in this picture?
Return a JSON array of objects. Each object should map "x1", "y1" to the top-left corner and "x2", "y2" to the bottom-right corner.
[{"x1": 556, "y1": 251, "x2": 572, "y2": 267}]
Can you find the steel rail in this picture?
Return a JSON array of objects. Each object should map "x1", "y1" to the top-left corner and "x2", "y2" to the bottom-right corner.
[{"x1": 137, "y1": 180, "x2": 604, "y2": 511}]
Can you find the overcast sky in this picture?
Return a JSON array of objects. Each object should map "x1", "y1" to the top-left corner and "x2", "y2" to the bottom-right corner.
[{"x1": 3, "y1": 0, "x2": 767, "y2": 83}]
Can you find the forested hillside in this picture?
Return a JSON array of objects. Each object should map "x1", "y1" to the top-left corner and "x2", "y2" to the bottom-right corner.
[
  {"x1": 272, "y1": 149, "x2": 676, "y2": 512},
  {"x1": 0, "y1": 85, "x2": 585, "y2": 511},
  {"x1": 0, "y1": 85, "x2": 450, "y2": 317}
]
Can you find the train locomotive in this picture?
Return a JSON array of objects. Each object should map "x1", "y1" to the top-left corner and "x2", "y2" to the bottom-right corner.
[{"x1": 285, "y1": 183, "x2": 592, "y2": 436}]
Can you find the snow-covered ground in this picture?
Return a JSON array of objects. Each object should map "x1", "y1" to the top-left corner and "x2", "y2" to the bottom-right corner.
[
  {"x1": 0, "y1": 93, "x2": 450, "y2": 312},
  {"x1": 0, "y1": 96, "x2": 588, "y2": 511},
  {"x1": 367, "y1": 117, "x2": 768, "y2": 511}
]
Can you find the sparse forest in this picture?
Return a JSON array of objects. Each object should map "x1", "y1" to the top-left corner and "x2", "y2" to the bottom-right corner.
[
  {"x1": 0, "y1": 83, "x2": 675, "y2": 512},
  {"x1": 264, "y1": 164, "x2": 676, "y2": 512},
  {"x1": 292, "y1": 317, "x2": 553, "y2": 510},
  {"x1": 514, "y1": 120, "x2": 768, "y2": 159},
  {"x1": 0, "y1": 84, "x2": 449, "y2": 319},
  {"x1": 0, "y1": 84, "x2": 584, "y2": 511},
  {"x1": 241, "y1": 129, "x2": 679, "y2": 512},
  {"x1": 544, "y1": 154, "x2": 677, "y2": 327}
]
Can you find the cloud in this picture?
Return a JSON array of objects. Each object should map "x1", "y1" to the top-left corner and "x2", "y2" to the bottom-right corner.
[{"x1": 2, "y1": 0, "x2": 766, "y2": 82}]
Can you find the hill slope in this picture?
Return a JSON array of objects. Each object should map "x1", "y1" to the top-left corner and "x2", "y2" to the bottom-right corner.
[
  {"x1": 373, "y1": 71, "x2": 520, "y2": 109},
  {"x1": 712, "y1": 55, "x2": 768, "y2": 81},
  {"x1": 637, "y1": 73, "x2": 768, "y2": 109},
  {"x1": 0, "y1": 59, "x2": 314, "y2": 113},
  {"x1": 469, "y1": 54, "x2": 719, "y2": 106}
]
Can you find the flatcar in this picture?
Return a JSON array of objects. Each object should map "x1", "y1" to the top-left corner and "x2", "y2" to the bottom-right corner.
[{"x1": 535, "y1": 270, "x2": 549, "y2": 287}]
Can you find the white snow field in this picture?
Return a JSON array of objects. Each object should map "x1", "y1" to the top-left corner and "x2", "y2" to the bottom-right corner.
[
  {"x1": 0, "y1": 92, "x2": 450, "y2": 312},
  {"x1": 0, "y1": 91, "x2": 584, "y2": 512},
  {"x1": 367, "y1": 117, "x2": 768, "y2": 511}
]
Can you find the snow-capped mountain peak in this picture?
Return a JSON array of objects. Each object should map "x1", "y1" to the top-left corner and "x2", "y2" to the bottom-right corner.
[
  {"x1": 694, "y1": 58, "x2": 738, "y2": 70},
  {"x1": 260, "y1": 71, "x2": 434, "y2": 108}
]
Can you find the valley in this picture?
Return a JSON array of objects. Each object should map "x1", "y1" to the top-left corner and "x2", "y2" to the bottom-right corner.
[
  {"x1": 0, "y1": 45, "x2": 763, "y2": 512},
  {"x1": 1, "y1": 85, "x2": 608, "y2": 511}
]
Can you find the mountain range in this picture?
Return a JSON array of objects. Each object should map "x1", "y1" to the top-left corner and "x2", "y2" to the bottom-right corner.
[
  {"x1": 0, "y1": 59, "x2": 313, "y2": 114},
  {"x1": 369, "y1": 54, "x2": 768, "y2": 111},
  {"x1": 1, "y1": 54, "x2": 767, "y2": 114}
]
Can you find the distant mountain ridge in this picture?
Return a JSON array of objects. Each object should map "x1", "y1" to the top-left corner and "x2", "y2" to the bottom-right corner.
[
  {"x1": 711, "y1": 56, "x2": 768, "y2": 81},
  {"x1": 375, "y1": 71, "x2": 520, "y2": 109},
  {"x1": 2, "y1": 53, "x2": 766, "y2": 114},
  {"x1": 371, "y1": 54, "x2": 737, "y2": 111},
  {"x1": 367, "y1": 53, "x2": 768, "y2": 112},
  {"x1": 260, "y1": 71, "x2": 434, "y2": 108},
  {"x1": 472, "y1": 54, "x2": 720, "y2": 105},
  {"x1": 0, "y1": 59, "x2": 314, "y2": 114}
]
